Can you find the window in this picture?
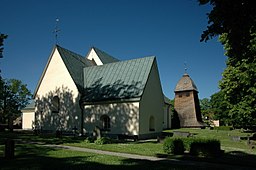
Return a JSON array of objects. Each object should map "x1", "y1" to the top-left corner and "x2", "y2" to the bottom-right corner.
[
  {"x1": 52, "y1": 96, "x2": 60, "y2": 113},
  {"x1": 100, "y1": 115, "x2": 110, "y2": 130},
  {"x1": 149, "y1": 116, "x2": 155, "y2": 131},
  {"x1": 178, "y1": 94, "x2": 182, "y2": 98},
  {"x1": 186, "y1": 92, "x2": 190, "y2": 97}
]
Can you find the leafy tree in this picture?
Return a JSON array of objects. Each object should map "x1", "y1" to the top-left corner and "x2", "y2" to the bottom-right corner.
[
  {"x1": 200, "y1": 98, "x2": 212, "y2": 124},
  {"x1": 210, "y1": 91, "x2": 229, "y2": 125},
  {"x1": 199, "y1": 0, "x2": 256, "y2": 128},
  {"x1": 0, "y1": 79, "x2": 32, "y2": 129}
]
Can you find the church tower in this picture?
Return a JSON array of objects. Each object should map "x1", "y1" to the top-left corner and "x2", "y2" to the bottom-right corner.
[{"x1": 174, "y1": 73, "x2": 205, "y2": 127}]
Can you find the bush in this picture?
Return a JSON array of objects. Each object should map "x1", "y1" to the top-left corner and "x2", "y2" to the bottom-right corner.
[
  {"x1": 94, "y1": 137, "x2": 112, "y2": 145},
  {"x1": 189, "y1": 138, "x2": 221, "y2": 157},
  {"x1": 163, "y1": 137, "x2": 185, "y2": 155},
  {"x1": 182, "y1": 137, "x2": 194, "y2": 151},
  {"x1": 213, "y1": 126, "x2": 233, "y2": 131},
  {"x1": 84, "y1": 137, "x2": 95, "y2": 143}
]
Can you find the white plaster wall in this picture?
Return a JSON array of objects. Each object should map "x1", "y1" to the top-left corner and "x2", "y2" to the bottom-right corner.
[
  {"x1": 83, "y1": 102, "x2": 139, "y2": 135},
  {"x1": 22, "y1": 111, "x2": 35, "y2": 130},
  {"x1": 86, "y1": 48, "x2": 103, "y2": 65},
  {"x1": 34, "y1": 48, "x2": 81, "y2": 131},
  {"x1": 139, "y1": 60, "x2": 164, "y2": 136},
  {"x1": 36, "y1": 48, "x2": 79, "y2": 99}
]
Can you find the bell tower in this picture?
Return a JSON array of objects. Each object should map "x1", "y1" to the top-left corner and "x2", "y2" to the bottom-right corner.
[{"x1": 174, "y1": 73, "x2": 205, "y2": 127}]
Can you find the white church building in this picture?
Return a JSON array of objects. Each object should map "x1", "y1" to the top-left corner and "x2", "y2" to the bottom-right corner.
[{"x1": 22, "y1": 45, "x2": 171, "y2": 139}]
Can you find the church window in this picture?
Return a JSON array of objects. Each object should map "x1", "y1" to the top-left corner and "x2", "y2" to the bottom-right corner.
[
  {"x1": 100, "y1": 115, "x2": 110, "y2": 130},
  {"x1": 178, "y1": 94, "x2": 182, "y2": 98},
  {"x1": 186, "y1": 93, "x2": 190, "y2": 97},
  {"x1": 52, "y1": 96, "x2": 60, "y2": 113},
  {"x1": 149, "y1": 116, "x2": 155, "y2": 131}
]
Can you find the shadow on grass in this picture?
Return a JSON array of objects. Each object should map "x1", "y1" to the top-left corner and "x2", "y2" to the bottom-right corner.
[
  {"x1": 0, "y1": 130, "x2": 84, "y2": 145},
  {"x1": 0, "y1": 143, "x2": 198, "y2": 170},
  {"x1": 1, "y1": 131, "x2": 256, "y2": 169}
]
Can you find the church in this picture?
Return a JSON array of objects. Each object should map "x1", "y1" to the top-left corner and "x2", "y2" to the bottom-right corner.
[{"x1": 22, "y1": 45, "x2": 171, "y2": 139}]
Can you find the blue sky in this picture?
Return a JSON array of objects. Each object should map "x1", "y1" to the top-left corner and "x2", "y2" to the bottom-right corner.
[{"x1": 0, "y1": 0, "x2": 226, "y2": 99}]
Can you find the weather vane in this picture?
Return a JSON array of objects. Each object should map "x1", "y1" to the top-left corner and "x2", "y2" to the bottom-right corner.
[
  {"x1": 53, "y1": 18, "x2": 61, "y2": 45},
  {"x1": 184, "y1": 62, "x2": 188, "y2": 74}
]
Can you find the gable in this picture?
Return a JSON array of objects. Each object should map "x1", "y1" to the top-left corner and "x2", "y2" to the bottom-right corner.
[
  {"x1": 34, "y1": 46, "x2": 80, "y2": 98},
  {"x1": 81, "y1": 56, "x2": 155, "y2": 103},
  {"x1": 86, "y1": 47, "x2": 119, "y2": 65}
]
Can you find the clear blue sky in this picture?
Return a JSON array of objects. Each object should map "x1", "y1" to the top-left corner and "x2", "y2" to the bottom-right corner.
[{"x1": 0, "y1": 0, "x2": 226, "y2": 100}]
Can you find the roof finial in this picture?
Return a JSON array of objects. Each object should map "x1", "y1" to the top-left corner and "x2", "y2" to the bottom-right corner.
[
  {"x1": 184, "y1": 62, "x2": 188, "y2": 74},
  {"x1": 53, "y1": 18, "x2": 61, "y2": 45}
]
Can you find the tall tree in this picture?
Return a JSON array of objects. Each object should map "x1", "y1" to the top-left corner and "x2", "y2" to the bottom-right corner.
[
  {"x1": 199, "y1": 0, "x2": 256, "y2": 128},
  {"x1": 0, "y1": 79, "x2": 32, "y2": 127}
]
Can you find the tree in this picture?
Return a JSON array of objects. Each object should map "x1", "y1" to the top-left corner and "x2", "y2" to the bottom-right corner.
[
  {"x1": 0, "y1": 79, "x2": 32, "y2": 129},
  {"x1": 199, "y1": 0, "x2": 256, "y2": 128},
  {"x1": 210, "y1": 91, "x2": 229, "y2": 125},
  {"x1": 200, "y1": 98, "x2": 212, "y2": 124}
]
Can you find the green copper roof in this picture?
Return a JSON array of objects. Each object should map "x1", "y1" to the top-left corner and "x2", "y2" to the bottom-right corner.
[
  {"x1": 57, "y1": 45, "x2": 94, "y2": 92},
  {"x1": 93, "y1": 47, "x2": 119, "y2": 64},
  {"x1": 82, "y1": 56, "x2": 155, "y2": 102}
]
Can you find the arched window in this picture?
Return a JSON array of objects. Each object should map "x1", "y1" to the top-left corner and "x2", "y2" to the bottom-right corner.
[
  {"x1": 100, "y1": 115, "x2": 110, "y2": 130},
  {"x1": 52, "y1": 96, "x2": 60, "y2": 113},
  {"x1": 149, "y1": 116, "x2": 155, "y2": 131}
]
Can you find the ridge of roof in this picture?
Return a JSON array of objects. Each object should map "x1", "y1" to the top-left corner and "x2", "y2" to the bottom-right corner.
[
  {"x1": 81, "y1": 56, "x2": 155, "y2": 102},
  {"x1": 92, "y1": 47, "x2": 119, "y2": 64}
]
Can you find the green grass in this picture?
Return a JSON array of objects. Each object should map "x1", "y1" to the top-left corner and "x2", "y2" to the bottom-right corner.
[
  {"x1": 65, "y1": 128, "x2": 256, "y2": 156},
  {"x1": 164, "y1": 128, "x2": 256, "y2": 154},
  {"x1": 1, "y1": 129, "x2": 256, "y2": 169},
  {"x1": 0, "y1": 143, "x2": 195, "y2": 170},
  {"x1": 67, "y1": 140, "x2": 165, "y2": 156}
]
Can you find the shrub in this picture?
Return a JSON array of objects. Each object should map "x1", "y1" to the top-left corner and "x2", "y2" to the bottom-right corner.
[
  {"x1": 163, "y1": 137, "x2": 185, "y2": 155},
  {"x1": 182, "y1": 137, "x2": 194, "y2": 151},
  {"x1": 94, "y1": 137, "x2": 112, "y2": 145},
  {"x1": 84, "y1": 137, "x2": 95, "y2": 143},
  {"x1": 189, "y1": 138, "x2": 221, "y2": 157}
]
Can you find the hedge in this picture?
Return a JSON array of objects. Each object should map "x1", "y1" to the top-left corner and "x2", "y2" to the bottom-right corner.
[
  {"x1": 163, "y1": 137, "x2": 221, "y2": 157},
  {"x1": 163, "y1": 137, "x2": 185, "y2": 155}
]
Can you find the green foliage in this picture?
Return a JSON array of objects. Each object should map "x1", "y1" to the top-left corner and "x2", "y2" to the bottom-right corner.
[
  {"x1": 163, "y1": 137, "x2": 185, "y2": 155},
  {"x1": 189, "y1": 138, "x2": 221, "y2": 157},
  {"x1": 94, "y1": 137, "x2": 112, "y2": 145},
  {"x1": 0, "y1": 78, "x2": 32, "y2": 124},
  {"x1": 84, "y1": 137, "x2": 95, "y2": 143},
  {"x1": 182, "y1": 137, "x2": 195, "y2": 151},
  {"x1": 210, "y1": 91, "x2": 229, "y2": 125},
  {"x1": 200, "y1": 0, "x2": 256, "y2": 128}
]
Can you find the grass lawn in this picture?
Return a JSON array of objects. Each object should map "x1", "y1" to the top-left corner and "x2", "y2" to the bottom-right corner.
[
  {"x1": 65, "y1": 128, "x2": 256, "y2": 155},
  {"x1": 0, "y1": 143, "x2": 199, "y2": 170},
  {"x1": 1, "y1": 129, "x2": 256, "y2": 169}
]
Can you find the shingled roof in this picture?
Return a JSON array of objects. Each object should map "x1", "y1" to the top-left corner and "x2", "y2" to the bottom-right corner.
[
  {"x1": 81, "y1": 56, "x2": 155, "y2": 103},
  {"x1": 174, "y1": 73, "x2": 198, "y2": 92}
]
